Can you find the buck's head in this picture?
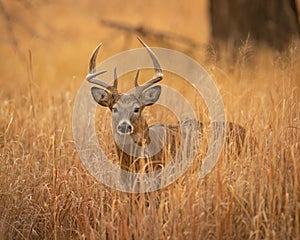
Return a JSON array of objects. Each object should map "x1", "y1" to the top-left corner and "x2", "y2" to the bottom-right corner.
[{"x1": 87, "y1": 38, "x2": 163, "y2": 137}]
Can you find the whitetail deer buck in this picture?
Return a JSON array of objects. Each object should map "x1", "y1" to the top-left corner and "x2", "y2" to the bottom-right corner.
[
  {"x1": 87, "y1": 38, "x2": 181, "y2": 174},
  {"x1": 86, "y1": 38, "x2": 246, "y2": 177}
]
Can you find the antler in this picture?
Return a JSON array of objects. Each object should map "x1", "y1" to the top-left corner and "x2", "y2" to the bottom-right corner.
[
  {"x1": 86, "y1": 43, "x2": 119, "y2": 96},
  {"x1": 135, "y1": 37, "x2": 163, "y2": 93},
  {"x1": 87, "y1": 38, "x2": 162, "y2": 96}
]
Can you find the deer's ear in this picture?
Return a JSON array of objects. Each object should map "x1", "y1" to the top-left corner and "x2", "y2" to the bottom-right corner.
[
  {"x1": 91, "y1": 87, "x2": 111, "y2": 107},
  {"x1": 140, "y1": 85, "x2": 161, "y2": 106}
]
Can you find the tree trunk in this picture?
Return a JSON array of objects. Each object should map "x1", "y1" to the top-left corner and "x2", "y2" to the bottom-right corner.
[{"x1": 210, "y1": 0, "x2": 300, "y2": 50}]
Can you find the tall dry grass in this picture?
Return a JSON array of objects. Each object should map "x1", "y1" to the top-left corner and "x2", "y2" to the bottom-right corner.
[
  {"x1": 0, "y1": 1, "x2": 299, "y2": 239},
  {"x1": 0, "y1": 39, "x2": 299, "y2": 239}
]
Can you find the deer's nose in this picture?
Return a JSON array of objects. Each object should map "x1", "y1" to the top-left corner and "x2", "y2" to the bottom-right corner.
[{"x1": 117, "y1": 121, "x2": 133, "y2": 135}]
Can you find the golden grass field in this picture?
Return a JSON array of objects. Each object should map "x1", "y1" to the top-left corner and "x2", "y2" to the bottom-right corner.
[{"x1": 0, "y1": 0, "x2": 299, "y2": 239}]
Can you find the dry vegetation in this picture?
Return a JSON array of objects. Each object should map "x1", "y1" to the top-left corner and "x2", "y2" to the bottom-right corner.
[{"x1": 0, "y1": 0, "x2": 299, "y2": 239}]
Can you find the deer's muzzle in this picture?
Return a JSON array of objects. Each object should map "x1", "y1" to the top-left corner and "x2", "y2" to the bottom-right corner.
[{"x1": 117, "y1": 121, "x2": 133, "y2": 135}]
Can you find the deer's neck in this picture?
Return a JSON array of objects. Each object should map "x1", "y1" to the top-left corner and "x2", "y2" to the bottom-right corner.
[{"x1": 132, "y1": 117, "x2": 150, "y2": 146}]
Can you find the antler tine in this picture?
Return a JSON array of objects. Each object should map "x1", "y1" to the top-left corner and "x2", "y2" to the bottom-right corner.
[
  {"x1": 134, "y1": 69, "x2": 140, "y2": 87},
  {"x1": 113, "y1": 66, "x2": 118, "y2": 88},
  {"x1": 136, "y1": 37, "x2": 163, "y2": 92},
  {"x1": 89, "y1": 43, "x2": 102, "y2": 73},
  {"x1": 86, "y1": 43, "x2": 110, "y2": 89},
  {"x1": 86, "y1": 70, "x2": 108, "y2": 87}
]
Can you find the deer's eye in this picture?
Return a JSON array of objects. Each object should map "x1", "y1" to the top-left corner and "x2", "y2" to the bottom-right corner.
[
  {"x1": 133, "y1": 107, "x2": 140, "y2": 113},
  {"x1": 112, "y1": 107, "x2": 118, "y2": 113}
]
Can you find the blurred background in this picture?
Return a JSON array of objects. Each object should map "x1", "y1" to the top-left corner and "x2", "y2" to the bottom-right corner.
[{"x1": 0, "y1": 0, "x2": 299, "y2": 95}]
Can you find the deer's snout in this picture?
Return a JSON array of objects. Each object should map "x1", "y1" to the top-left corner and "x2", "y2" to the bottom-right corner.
[{"x1": 117, "y1": 121, "x2": 133, "y2": 135}]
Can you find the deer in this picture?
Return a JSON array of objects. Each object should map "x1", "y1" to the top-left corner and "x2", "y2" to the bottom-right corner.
[
  {"x1": 86, "y1": 38, "x2": 183, "y2": 175},
  {"x1": 86, "y1": 38, "x2": 246, "y2": 184}
]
